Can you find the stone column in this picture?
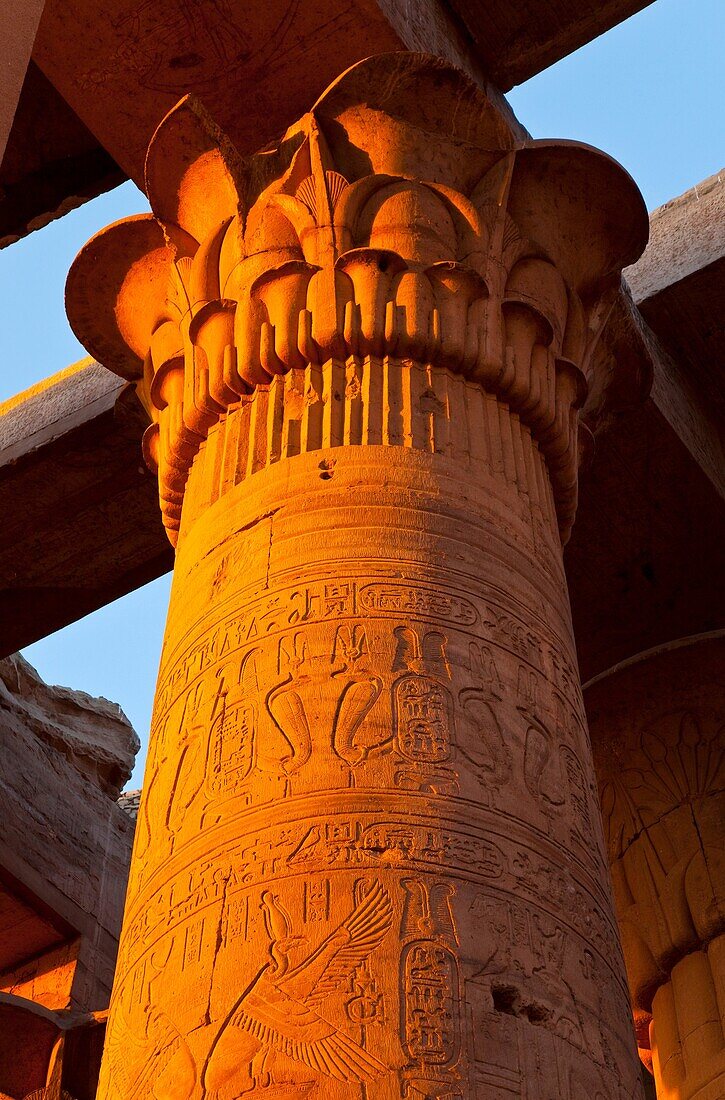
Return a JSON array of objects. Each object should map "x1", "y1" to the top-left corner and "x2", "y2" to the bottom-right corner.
[
  {"x1": 66, "y1": 55, "x2": 649, "y2": 1100},
  {"x1": 588, "y1": 635, "x2": 725, "y2": 1100}
]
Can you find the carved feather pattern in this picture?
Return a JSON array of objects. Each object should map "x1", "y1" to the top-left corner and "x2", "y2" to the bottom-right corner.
[
  {"x1": 225, "y1": 881, "x2": 393, "y2": 1081},
  {"x1": 102, "y1": 1006, "x2": 196, "y2": 1098},
  {"x1": 295, "y1": 175, "x2": 317, "y2": 218},
  {"x1": 296, "y1": 171, "x2": 349, "y2": 220},
  {"x1": 326, "y1": 171, "x2": 349, "y2": 211},
  {"x1": 290, "y1": 879, "x2": 393, "y2": 1003},
  {"x1": 23, "y1": 1093, "x2": 75, "y2": 1100}
]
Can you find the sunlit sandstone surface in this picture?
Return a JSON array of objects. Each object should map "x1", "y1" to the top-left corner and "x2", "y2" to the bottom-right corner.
[{"x1": 63, "y1": 51, "x2": 657, "y2": 1100}]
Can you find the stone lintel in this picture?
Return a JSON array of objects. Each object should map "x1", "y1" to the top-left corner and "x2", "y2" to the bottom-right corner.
[
  {"x1": 0, "y1": 0, "x2": 45, "y2": 164},
  {"x1": 566, "y1": 394, "x2": 725, "y2": 683},
  {"x1": 4, "y1": 0, "x2": 655, "y2": 243},
  {"x1": 0, "y1": 60, "x2": 125, "y2": 249},
  {"x1": 0, "y1": 360, "x2": 174, "y2": 658},
  {"x1": 441, "y1": 0, "x2": 655, "y2": 89},
  {"x1": 626, "y1": 169, "x2": 725, "y2": 490}
]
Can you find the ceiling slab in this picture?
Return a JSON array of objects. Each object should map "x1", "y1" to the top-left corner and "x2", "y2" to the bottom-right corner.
[
  {"x1": 0, "y1": 361, "x2": 173, "y2": 656},
  {"x1": 445, "y1": 0, "x2": 654, "y2": 89},
  {"x1": 3, "y1": 0, "x2": 657, "y2": 242}
]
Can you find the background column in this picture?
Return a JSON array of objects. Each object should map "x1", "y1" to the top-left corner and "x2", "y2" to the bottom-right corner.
[{"x1": 589, "y1": 635, "x2": 725, "y2": 1100}]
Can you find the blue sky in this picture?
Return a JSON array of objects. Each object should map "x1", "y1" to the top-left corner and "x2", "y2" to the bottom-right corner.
[{"x1": 2, "y1": 0, "x2": 723, "y2": 789}]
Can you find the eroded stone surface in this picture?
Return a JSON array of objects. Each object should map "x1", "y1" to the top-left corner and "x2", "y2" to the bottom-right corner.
[
  {"x1": 66, "y1": 53, "x2": 648, "y2": 1100},
  {"x1": 0, "y1": 655, "x2": 137, "y2": 1097},
  {"x1": 117, "y1": 788, "x2": 141, "y2": 821},
  {"x1": 0, "y1": 653, "x2": 138, "y2": 798}
]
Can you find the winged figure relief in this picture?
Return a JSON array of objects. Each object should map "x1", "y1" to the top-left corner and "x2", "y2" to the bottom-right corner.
[{"x1": 204, "y1": 883, "x2": 394, "y2": 1094}]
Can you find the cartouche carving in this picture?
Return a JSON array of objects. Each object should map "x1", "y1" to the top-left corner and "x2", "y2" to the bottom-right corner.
[{"x1": 66, "y1": 53, "x2": 648, "y2": 1100}]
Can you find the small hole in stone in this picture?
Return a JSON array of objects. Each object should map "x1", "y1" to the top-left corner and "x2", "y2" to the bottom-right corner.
[
  {"x1": 377, "y1": 255, "x2": 389, "y2": 273},
  {"x1": 492, "y1": 985, "x2": 519, "y2": 1016},
  {"x1": 169, "y1": 52, "x2": 203, "y2": 69},
  {"x1": 523, "y1": 1002, "x2": 552, "y2": 1025},
  {"x1": 320, "y1": 471, "x2": 333, "y2": 480}
]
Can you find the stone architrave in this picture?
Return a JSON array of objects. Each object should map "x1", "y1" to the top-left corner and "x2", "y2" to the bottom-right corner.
[
  {"x1": 588, "y1": 635, "x2": 725, "y2": 1100},
  {"x1": 66, "y1": 54, "x2": 649, "y2": 1100}
]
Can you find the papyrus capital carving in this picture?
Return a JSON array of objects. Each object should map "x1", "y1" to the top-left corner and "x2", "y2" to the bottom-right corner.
[{"x1": 66, "y1": 53, "x2": 647, "y2": 544}]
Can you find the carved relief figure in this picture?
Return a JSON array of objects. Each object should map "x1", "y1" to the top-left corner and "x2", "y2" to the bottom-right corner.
[
  {"x1": 203, "y1": 882, "x2": 394, "y2": 1093},
  {"x1": 266, "y1": 634, "x2": 313, "y2": 774},
  {"x1": 457, "y1": 692, "x2": 511, "y2": 800},
  {"x1": 136, "y1": 681, "x2": 208, "y2": 862},
  {"x1": 331, "y1": 624, "x2": 384, "y2": 765},
  {"x1": 165, "y1": 682, "x2": 208, "y2": 837},
  {"x1": 466, "y1": 893, "x2": 586, "y2": 1054},
  {"x1": 523, "y1": 720, "x2": 565, "y2": 819},
  {"x1": 104, "y1": 1004, "x2": 196, "y2": 1099}
]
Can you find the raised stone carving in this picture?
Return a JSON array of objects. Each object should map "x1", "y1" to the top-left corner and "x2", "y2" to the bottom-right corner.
[
  {"x1": 66, "y1": 53, "x2": 648, "y2": 1100},
  {"x1": 67, "y1": 54, "x2": 646, "y2": 548},
  {"x1": 589, "y1": 635, "x2": 725, "y2": 1100},
  {"x1": 205, "y1": 880, "x2": 393, "y2": 1092}
]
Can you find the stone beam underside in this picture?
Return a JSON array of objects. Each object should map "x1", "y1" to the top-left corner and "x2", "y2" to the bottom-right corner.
[
  {"x1": 2, "y1": 0, "x2": 655, "y2": 244},
  {"x1": 0, "y1": 362, "x2": 173, "y2": 656}
]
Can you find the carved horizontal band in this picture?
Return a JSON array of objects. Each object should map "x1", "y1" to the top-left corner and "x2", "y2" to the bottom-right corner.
[{"x1": 66, "y1": 54, "x2": 648, "y2": 546}]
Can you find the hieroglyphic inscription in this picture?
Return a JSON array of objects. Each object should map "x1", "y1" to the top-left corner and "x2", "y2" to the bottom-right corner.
[
  {"x1": 403, "y1": 942, "x2": 459, "y2": 1063},
  {"x1": 360, "y1": 582, "x2": 477, "y2": 625},
  {"x1": 401, "y1": 879, "x2": 462, "y2": 1096},
  {"x1": 119, "y1": 540, "x2": 624, "y2": 1100},
  {"x1": 153, "y1": 574, "x2": 580, "y2": 720}
]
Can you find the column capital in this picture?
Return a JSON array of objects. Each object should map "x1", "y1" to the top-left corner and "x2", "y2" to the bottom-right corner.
[{"x1": 66, "y1": 53, "x2": 647, "y2": 543}]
